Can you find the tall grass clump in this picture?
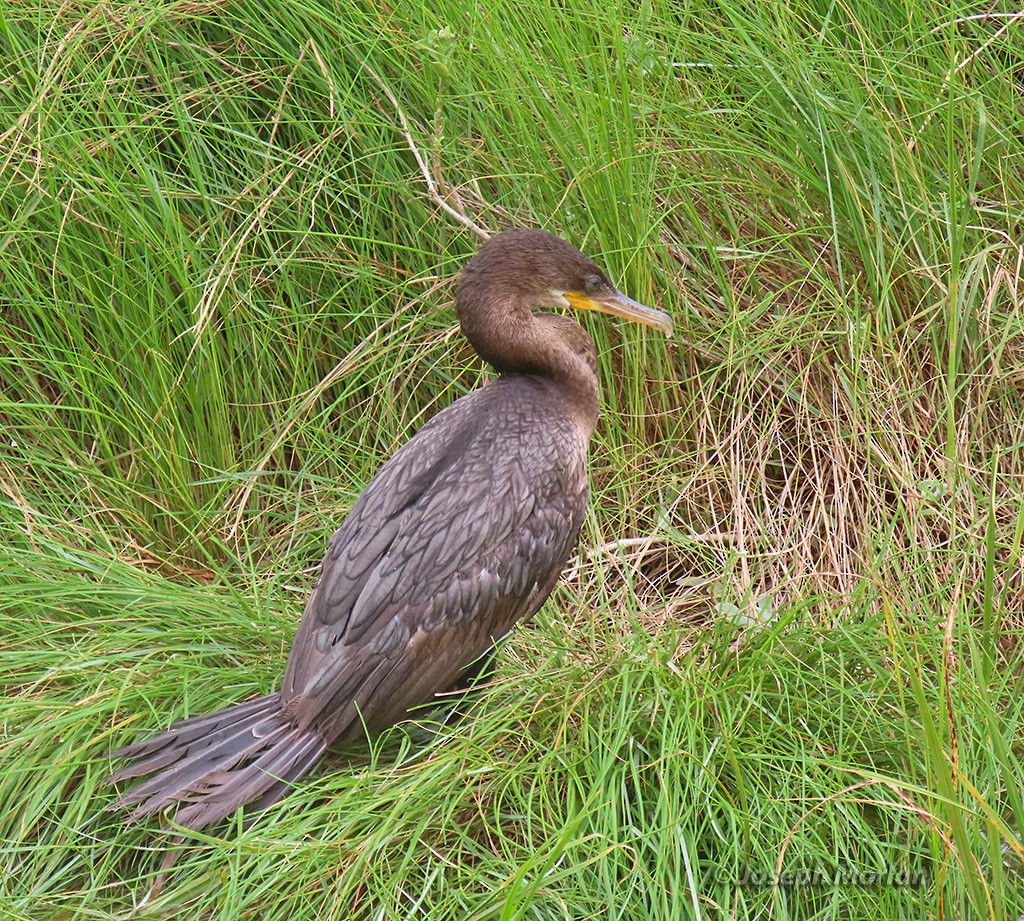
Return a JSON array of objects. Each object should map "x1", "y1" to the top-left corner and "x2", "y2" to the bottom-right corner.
[{"x1": 1, "y1": 0, "x2": 1022, "y2": 917}]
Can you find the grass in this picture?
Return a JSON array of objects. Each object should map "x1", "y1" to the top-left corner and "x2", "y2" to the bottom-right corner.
[{"x1": 1, "y1": 0, "x2": 1023, "y2": 917}]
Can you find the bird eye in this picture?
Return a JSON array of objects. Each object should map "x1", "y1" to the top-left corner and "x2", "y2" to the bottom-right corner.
[{"x1": 584, "y1": 275, "x2": 602, "y2": 293}]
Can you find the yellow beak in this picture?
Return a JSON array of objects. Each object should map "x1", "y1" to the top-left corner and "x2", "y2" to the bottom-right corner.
[{"x1": 565, "y1": 290, "x2": 673, "y2": 337}]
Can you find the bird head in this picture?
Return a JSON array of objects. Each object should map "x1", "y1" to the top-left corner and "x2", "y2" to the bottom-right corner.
[{"x1": 456, "y1": 228, "x2": 673, "y2": 337}]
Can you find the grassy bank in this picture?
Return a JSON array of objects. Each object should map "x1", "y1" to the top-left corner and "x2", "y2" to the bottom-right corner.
[{"x1": 1, "y1": 0, "x2": 1022, "y2": 917}]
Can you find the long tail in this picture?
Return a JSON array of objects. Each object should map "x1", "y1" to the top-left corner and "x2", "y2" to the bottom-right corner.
[{"x1": 107, "y1": 693, "x2": 327, "y2": 831}]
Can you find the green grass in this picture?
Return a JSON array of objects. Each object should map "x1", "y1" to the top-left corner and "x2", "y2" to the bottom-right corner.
[{"x1": 2, "y1": 0, "x2": 1023, "y2": 917}]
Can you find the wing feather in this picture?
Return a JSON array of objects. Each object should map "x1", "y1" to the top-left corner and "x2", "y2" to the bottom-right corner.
[{"x1": 280, "y1": 377, "x2": 587, "y2": 743}]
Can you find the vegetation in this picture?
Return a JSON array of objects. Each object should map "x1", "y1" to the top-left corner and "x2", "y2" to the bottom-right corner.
[{"x1": 1, "y1": 0, "x2": 1022, "y2": 917}]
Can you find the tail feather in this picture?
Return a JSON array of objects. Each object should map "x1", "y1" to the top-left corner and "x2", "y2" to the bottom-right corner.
[
  {"x1": 109, "y1": 695, "x2": 285, "y2": 787},
  {"x1": 174, "y1": 730, "x2": 326, "y2": 830},
  {"x1": 111, "y1": 693, "x2": 282, "y2": 763},
  {"x1": 108, "y1": 692, "x2": 327, "y2": 831},
  {"x1": 113, "y1": 718, "x2": 290, "y2": 815}
]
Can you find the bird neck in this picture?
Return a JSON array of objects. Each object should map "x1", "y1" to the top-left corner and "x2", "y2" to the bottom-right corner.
[{"x1": 462, "y1": 308, "x2": 600, "y2": 435}]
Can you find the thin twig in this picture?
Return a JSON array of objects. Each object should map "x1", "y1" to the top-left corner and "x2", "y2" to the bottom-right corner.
[
  {"x1": 910, "y1": 10, "x2": 1024, "y2": 151},
  {"x1": 361, "y1": 62, "x2": 490, "y2": 241}
]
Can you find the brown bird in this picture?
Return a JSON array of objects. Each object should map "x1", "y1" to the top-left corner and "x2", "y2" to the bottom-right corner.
[{"x1": 108, "y1": 228, "x2": 672, "y2": 830}]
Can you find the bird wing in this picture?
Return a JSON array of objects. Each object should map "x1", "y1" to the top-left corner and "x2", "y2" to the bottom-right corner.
[{"x1": 280, "y1": 380, "x2": 587, "y2": 743}]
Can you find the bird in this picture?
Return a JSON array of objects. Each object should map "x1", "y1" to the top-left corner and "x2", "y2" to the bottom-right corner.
[{"x1": 108, "y1": 227, "x2": 673, "y2": 831}]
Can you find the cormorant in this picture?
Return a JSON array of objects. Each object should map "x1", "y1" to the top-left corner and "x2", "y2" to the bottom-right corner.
[{"x1": 108, "y1": 228, "x2": 672, "y2": 830}]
